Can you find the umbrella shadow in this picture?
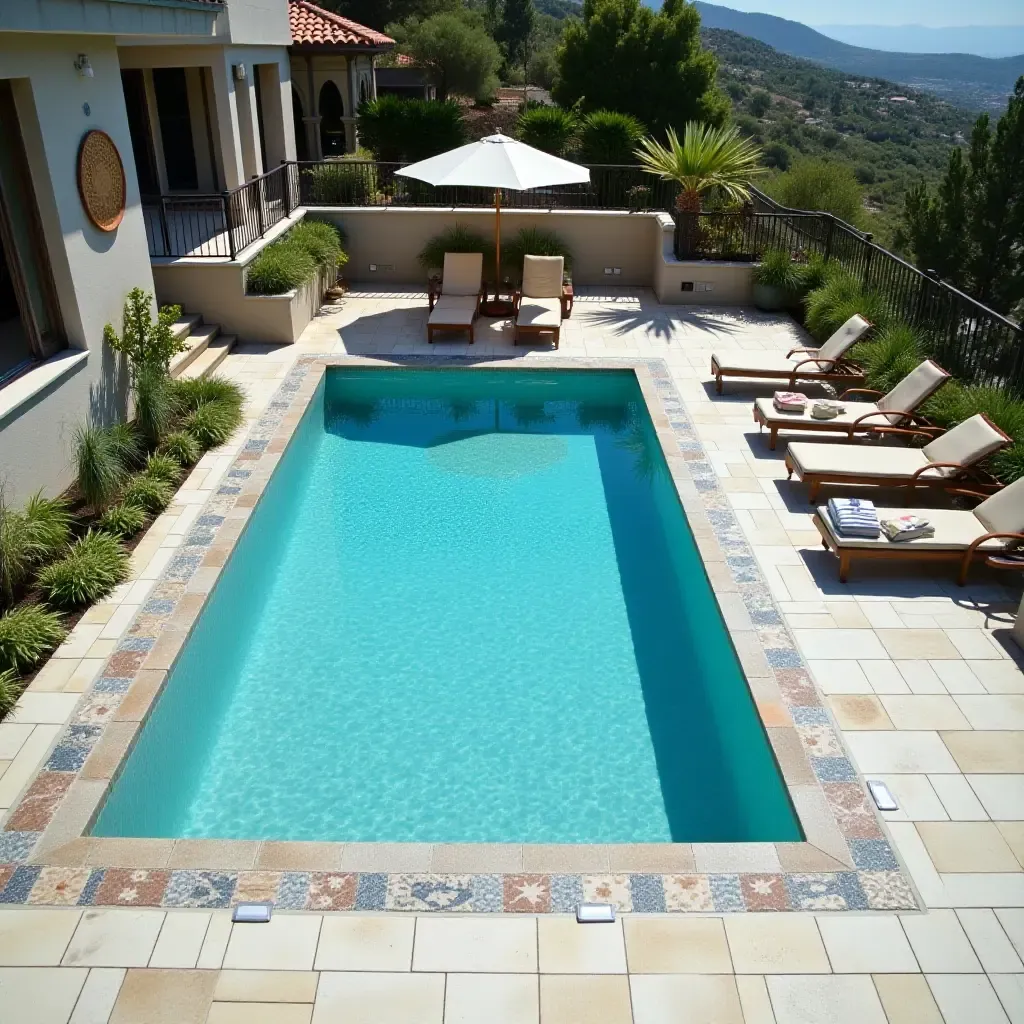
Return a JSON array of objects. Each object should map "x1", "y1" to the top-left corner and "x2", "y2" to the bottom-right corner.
[{"x1": 576, "y1": 305, "x2": 750, "y2": 343}]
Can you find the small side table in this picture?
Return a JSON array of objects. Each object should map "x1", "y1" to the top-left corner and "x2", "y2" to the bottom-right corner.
[
  {"x1": 561, "y1": 283, "x2": 574, "y2": 319},
  {"x1": 481, "y1": 281, "x2": 516, "y2": 319},
  {"x1": 986, "y1": 551, "x2": 1024, "y2": 649}
]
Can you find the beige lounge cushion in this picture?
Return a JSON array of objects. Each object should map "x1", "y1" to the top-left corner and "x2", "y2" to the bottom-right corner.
[
  {"x1": 876, "y1": 359, "x2": 950, "y2": 424},
  {"x1": 922, "y1": 414, "x2": 1007, "y2": 476},
  {"x1": 816, "y1": 313, "x2": 872, "y2": 363},
  {"x1": 788, "y1": 442, "x2": 929, "y2": 479},
  {"x1": 755, "y1": 397, "x2": 880, "y2": 430},
  {"x1": 429, "y1": 294, "x2": 476, "y2": 326},
  {"x1": 522, "y1": 255, "x2": 564, "y2": 299},
  {"x1": 974, "y1": 477, "x2": 1024, "y2": 535},
  {"x1": 441, "y1": 252, "x2": 483, "y2": 296},
  {"x1": 517, "y1": 297, "x2": 561, "y2": 329},
  {"x1": 818, "y1": 504, "x2": 1009, "y2": 552},
  {"x1": 714, "y1": 352, "x2": 843, "y2": 376}
]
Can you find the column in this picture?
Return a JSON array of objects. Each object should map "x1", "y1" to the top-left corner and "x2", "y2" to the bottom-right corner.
[{"x1": 209, "y1": 51, "x2": 246, "y2": 190}]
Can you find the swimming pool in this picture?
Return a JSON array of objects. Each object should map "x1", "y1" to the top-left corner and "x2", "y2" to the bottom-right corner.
[{"x1": 94, "y1": 367, "x2": 801, "y2": 845}]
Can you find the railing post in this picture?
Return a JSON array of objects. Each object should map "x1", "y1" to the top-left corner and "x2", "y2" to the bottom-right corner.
[
  {"x1": 158, "y1": 197, "x2": 171, "y2": 257},
  {"x1": 223, "y1": 191, "x2": 236, "y2": 260},
  {"x1": 281, "y1": 161, "x2": 294, "y2": 216},
  {"x1": 862, "y1": 233, "x2": 874, "y2": 288},
  {"x1": 823, "y1": 215, "x2": 834, "y2": 262},
  {"x1": 253, "y1": 176, "x2": 266, "y2": 238}
]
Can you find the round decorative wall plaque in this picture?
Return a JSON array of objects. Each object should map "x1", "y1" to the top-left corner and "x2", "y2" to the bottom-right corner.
[{"x1": 77, "y1": 129, "x2": 126, "y2": 232}]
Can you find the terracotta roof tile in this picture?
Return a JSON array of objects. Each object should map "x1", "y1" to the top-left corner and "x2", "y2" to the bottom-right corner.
[{"x1": 289, "y1": 0, "x2": 395, "y2": 49}]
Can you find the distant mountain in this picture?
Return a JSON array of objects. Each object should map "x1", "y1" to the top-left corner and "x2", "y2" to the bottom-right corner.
[
  {"x1": 814, "y1": 25, "x2": 1024, "y2": 60},
  {"x1": 692, "y1": 2, "x2": 1024, "y2": 111}
]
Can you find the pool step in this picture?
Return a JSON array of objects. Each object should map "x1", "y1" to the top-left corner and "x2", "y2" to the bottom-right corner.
[
  {"x1": 177, "y1": 335, "x2": 236, "y2": 380},
  {"x1": 170, "y1": 321, "x2": 222, "y2": 378}
]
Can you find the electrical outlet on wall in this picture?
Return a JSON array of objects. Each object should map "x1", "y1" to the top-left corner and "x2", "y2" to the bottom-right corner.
[
  {"x1": 603, "y1": 267, "x2": 613, "y2": 275},
  {"x1": 613, "y1": 267, "x2": 621, "y2": 275},
  {"x1": 681, "y1": 281, "x2": 694, "y2": 292}
]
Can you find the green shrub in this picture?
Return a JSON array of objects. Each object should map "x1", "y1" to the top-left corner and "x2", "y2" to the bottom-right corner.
[
  {"x1": 769, "y1": 158, "x2": 864, "y2": 226},
  {"x1": 0, "y1": 667, "x2": 21, "y2": 720},
  {"x1": 303, "y1": 151, "x2": 377, "y2": 204},
  {"x1": 106, "y1": 422, "x2": 144, "y2": 469},
  {"x1": 753, "y1": 249, "x2": 801, "y2": 290},
  {"x1": 515, "y1": 106, "x2": 578, "y2": 157},
  {"x1": 102, "y1": 288, "x2": 185, "y2": 379},
  {"x1": 182, "y1": 401, "x2": 242, "y2": 450},
  {"x1": 356, "y1": 95, "x2": 466, "y2": 163},
  {"x1": 578, "y1": 110, "x2": 646, "y2": 164},
  {"x1": 0, "y1": 604, "x2": 66, "y2": 673},
  {"x1": 417, "y1": 224, "x2": 493, "y2": 272},
  {"x1": 992, "y1": 442, "x2": 1024, "y2": 483},
  {"x1": 0, "y1": 492, "x2": 69, "y2": 605},
  {"x1": 133, "y1": 363, "x2": 173, "y2": 445},
  {"x1": 121, "y1": 473, "x2": 174, "y2": 515},
  {"x1": 851, "y1": 323, "x2": 923, "y2": 393},
  {"x1": 923, "y1": 383, "x2": 1024, "y2": 438},
  {"x1": 804, "y1": 269, "x2": 890, "y2": 342},
  {"x1": 246, "y1": 241, "x2": 316, "y2": 295},
  {"x1": 158, "y1": 430, "x2": 201, "y2": 467},
  {"x1": 501, "y1": 227, "x2": 573, "y2": 281},
  {"x1": 169, "y1": 375, "x2": 245, "y2": 416},
  {"x1": 74, "y1": 423, "x2": 127, "y2": 510},
  {"x1": 144, "y1": 453, "x2": 182, "y2": 486},
  {"x1": 98, "y1": 502, "x2": 148, "y2": 540},
  {"x1": 37, "y1": 530, "x2": 129, "y2": 608},
  {"x1": 793, "y1": 252, "x2": 837, "y2": 295},
  {"x1": 288, "y1": 219, "x2": 347, "y2": 270}
]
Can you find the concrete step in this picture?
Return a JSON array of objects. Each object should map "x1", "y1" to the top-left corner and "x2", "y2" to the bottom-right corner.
[
  {"x1": 178, "y1": 335, "x2": 235, "y2": 380},
  {"x1": 170, "y1": 313, "x2": 201, "y2": 343},
  {"x1": 170, "y1": 323, "x2": 220, "y2": 378}
]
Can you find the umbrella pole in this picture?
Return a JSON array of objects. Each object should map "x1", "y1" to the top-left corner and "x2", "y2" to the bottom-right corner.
[{"x1": 481, "y1": 186, "x2": 514, "y2": 318}]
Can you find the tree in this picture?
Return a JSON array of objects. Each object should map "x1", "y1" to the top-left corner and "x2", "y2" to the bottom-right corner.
[
  {"x1": 553, "y1": 0, "x2": 729, "y2": 138},
  {"x1": 770, "y1": 158, "x2": 864, "y2": 225},
  {"x1": 635, "y1": 121, "x2": 763, "y2": 213},
  {"x1": 499, "y1": 0, "x2": 536, "y2": 78},
  {"x1": 896, "y1": 77, "x2": 1024, "y2": 313},
  {"x1": 389, "y1": 9, "x2": 503, "y2": 101},
  {"x1": 333, "y1": 0, "x2": 456, "y2": 31},
  {"x1": 748, "y1": 90, "x2": 771, "y2": 118}
]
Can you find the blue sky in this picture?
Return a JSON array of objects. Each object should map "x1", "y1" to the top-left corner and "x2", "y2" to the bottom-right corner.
[{"x1": 713, "y1": 0, "x2": 1024, "y2": 26}]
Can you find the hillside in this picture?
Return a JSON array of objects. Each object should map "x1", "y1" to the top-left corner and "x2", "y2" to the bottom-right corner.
[
  {"x1": 702, "y1": 28, "x2": 975, "y2": 242},
  {"x1": 693, "y1": 1, "x2": 1024, "y2": 112}
]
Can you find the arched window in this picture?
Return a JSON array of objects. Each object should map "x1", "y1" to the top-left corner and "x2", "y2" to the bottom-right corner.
[
  {"x1": 292, "y1": 87, "x2": 308, "y2": 161},
  {"x1": 318, "y1": 80, "x2": 345, "y2": 157}
]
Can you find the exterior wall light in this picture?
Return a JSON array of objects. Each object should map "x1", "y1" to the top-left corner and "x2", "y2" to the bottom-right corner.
[
  {"x1": 233, "y1": 63, "x2": 247, "y2": 81},
  {"x1": 74, "y1": 54, "x2": 94, "y2": 78}
]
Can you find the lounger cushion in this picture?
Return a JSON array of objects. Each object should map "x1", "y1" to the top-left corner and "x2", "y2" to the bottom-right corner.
[
  {"x1": 974, "y1": 477, "x2": 1024, "y2": 535},
  {"x1": 517, "y1": 297, "x2": 561, "y2": 329},
  {"x1": 714, "y1": 352, "x2": 842, "y2": 376},
  {"x1": 755, "y1": 397, "x2": 881, "y2": 429},
  {"x1": 521, "y1": 255, "x2": 564, "y2": 299},
  {"x1": 922, "y1": 413, "x2": 1007, "y2": 476},
  {"x1": 876, "y1": 359, "x2": 950, "y2": 424},
  {"x1": 817, "y1": 314, "x2": 872, "y2": 362},
  {"x1": 818, "y1": 505, "x2": 1010, "y2": 552},
  {"x1": 428, "y1": 295, "x2": 476, "y2": 326},
  {"x1": 441, "y1": 253, "x2": 483, "y2": 296},
  {"x1": 788, "y1": 442, "x2": 929, "y2": 479}
]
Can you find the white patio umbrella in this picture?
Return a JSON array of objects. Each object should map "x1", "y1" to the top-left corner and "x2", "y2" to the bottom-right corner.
[{"x1": 395, "y1": 133, "x2": 589, "y2": 314}]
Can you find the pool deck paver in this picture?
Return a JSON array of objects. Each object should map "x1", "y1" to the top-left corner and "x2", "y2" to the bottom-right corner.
[{"x1": 0, "y1": 289, "x2": 1021, "y2": 1021}]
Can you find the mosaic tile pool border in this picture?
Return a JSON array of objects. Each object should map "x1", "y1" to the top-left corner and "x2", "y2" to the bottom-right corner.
[{"x1": 0, "y1": 355, "x2": 920, "y2": 913}]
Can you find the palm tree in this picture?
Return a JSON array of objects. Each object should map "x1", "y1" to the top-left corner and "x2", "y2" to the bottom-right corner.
[{"x1": 635, "y1": 122, "x2": 763, "y2": 214}]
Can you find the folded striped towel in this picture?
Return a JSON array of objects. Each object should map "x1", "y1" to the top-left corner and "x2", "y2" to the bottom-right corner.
[{"x1": 828, "y1": 497, "x2": 880, "y2": 538}]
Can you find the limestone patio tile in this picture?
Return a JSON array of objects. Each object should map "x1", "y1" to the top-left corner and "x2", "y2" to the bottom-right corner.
[
  {"x1": 808, "y1": 660, "x2": 873, "y2": 695},
  {"x1": 114, "y1": 670, "x2": 166, "y2": 722},
  {"x1": 606, "y1": 844, "x2": 695, "y2": 872},
  {"x1": 873, "y1": 974, "x2": 944, "y2": 1024},
  {"x1": 84, "y1": 838, "x2": 174, "y2": 869},
  {"x1": 10, "y1": 692, "x2": 80, "y2": 724},
  {"x1": 148, "y1": 911, "x2": 211, "y2": 969},
  {"x1": 931, "y1": 661, "x2": 987, "y2": 694},
  {"x1": 901, "y1": 910, "x2": 983, "y2": 972},
  {"x1": 876, "y1": 630, "x2": 961, "y2": 661},
  {"x1": 917, "y1": 821, "x2": 1022, "y2": 873},
  {"x1": 63, "y1": 909, "x2": 165, "y2": 968},
  {"x1": 0, "y1": 721, "x2": 33, "y2": 759},
  {"x1": 630, "y1": 974, "x2": 743, "y2": 1024},
  {"x1": 430, "y1": 844, "x2": 523, "y2": 873},
  {"x1": 795, "y1": 629, "x2": 888, "y2": 660},
  {"x1": 955, "y1": 695, "x2": 1024, "y2": 730},
  {"x1": 967, "y1": 660, "x2": 1024, "y2": 694},
  {"x1": 929, "y1": 773, "x2": 988, "y2": 820},
  {"x1": 539, "y1": 974, "x2": 633, "y2": 1024},
  {"x1": 0, "y1": 906, "x2": 81, "y2": 966},
  {"x1": 196, "y1": 912, "x2": 232, "y2": 970},
  {"x1": 926, "y1": 974, "x2": 1012, "y2": 1024},
  {"x1": 108, "y1": 968, "x2": 218, "y2": 1024},
  {"x1": 537, "y1": 917, "x2": 626, "y2": 974},
  {"x1": 879, "y1": 695, "x2": 971, "y2": 730},
  {"x1": 623, "y1": 917, "x2": 731, "y2": 974},
  {"x1": 28, "y1": 658, "x2": 80, "y2": 692},
  {"x1": 521, "y1": 844, "x2": 611, "y2": 872},
  {"x1": 844, "y1": 731, "x2": 959, "y2": 774},
  {"x1": 945, "y1": 629, "x2": 1006, "y2": 660},
  {"x1": 69, "y1": 966, "x2": 126, "y2": 1024},
  {"x1": 766, "y1": 975, "x2": 887, "y2": 1024},
  {"x1": 222, "y1": 914, "x2": 322, "y2": 972},
  {"x1": 443, "y1": 974, "x2": 539, "y2": 1024},
  {"x1": 257, "y1": 841, "x2": 345, "y2": 872},
  {"x1": 338, "y1": 843, "x2": 433, "y2": 872},
  {"x1": 815, "y1": 915, "x2": 919, "y2": 973},
  {"x1": 735, "y1": 976, "x2": 775, "y2": 1024},
  {"x1": 943, "y1": 730, "x2": 1024, "y2": 774},
  {"x1": 827, "y1": 695, "x2": 893, "y2": 730},
  {"x1": 311, "y1": 972, "x2": 445, "y2": 1024},
  {"x1": 413, "y1": 917, "x2": 537, "y2": 973},
  {"x1": 314, "y1": 916, "x2": 414, "y2": 972},
  {"x1": 167, "y1": 840, "x2": 259, "y2": 870},
  {"x1": 997, "y1": 822, "x2": 1024, "y2": 866},
  {"x1": 990, "y1": 976, "x2": 1024, "y2": 1024},
  {"x1": 0, "y1": 967, "x2": 88, "y2": 1024},
  {"x1": 941, "y1": 872, "x2": 1024, "y2": 908},
  {"x1": 968, "y1": 775, "x2": 1024, "y2": 819},
  {"x1": 956, "y1": 910, "x2": 1024, "y2": 973},
  {"x1": 214, "y1": 970, "x2": 319, "y2": 1003},
  {"x1": 724, "y1": 914, "x2": 830, "y2": 974}
]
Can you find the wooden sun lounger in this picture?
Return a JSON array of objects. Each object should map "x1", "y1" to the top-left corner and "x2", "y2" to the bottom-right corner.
[
  {"x1": 513, "y1": 255, "x2": 565, "y2": 349},
  {"x1": 427, "y1": 252, "x2": 485, "y2": 344}
]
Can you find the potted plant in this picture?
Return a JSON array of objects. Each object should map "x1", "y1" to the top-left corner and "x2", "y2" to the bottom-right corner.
[{"x1": 752, "y1": 248, "x2": 801, "y2": 311}]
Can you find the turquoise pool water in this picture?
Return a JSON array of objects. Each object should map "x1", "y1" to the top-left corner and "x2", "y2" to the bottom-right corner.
[{"x1": 94, "y1": 368, "x2": 801, "y2": 844}]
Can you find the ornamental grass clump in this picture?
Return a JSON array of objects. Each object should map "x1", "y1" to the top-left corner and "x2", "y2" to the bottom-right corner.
[
  {"x1": 158, "y1": 430, "x2": 201, "y2": 467},
  {"x1": 169, "y1": 375, "x2": 245, "y2": 416},
  {"x1": 752, "y1": 249, "x2": 802, "y2": 291},
  {"x1": 0, "y1": 492, "x2": 72, "y2": 605},
  {"x1": 0, "y1": 604, "x2": 67, "y2": 674},
  {"x1": 38, "y1": 530, "x2": 130, "y2": 608},
  {"x1": 851, "y1": 323, "x2": 924, "y2": 393},
  {"x1": 246, "y1": 241, "x2": 316, "y2": 296},
  {"x1": 417, "y1": 224, "x2": 493, "y2": 272},
  {"x1": 804, "y1": 269, "x2": 890, "y2": 342},
  {"x1": 74, "y1": 423, "x2": 129, "y2": 510},
  {"x1": 289, "y1": 220, "x2": 347, "y2": 270},
  {"x1": 121, "y1": 472, "x2": 175, "y2": 515},
  {"x1": 144, "y1": 453, "x2": 182, "y2": 486},
  {"x1": 98, "y1": 502, "x2": 148, "y2": 541},
  {"x1": 501, "y1": 227, "x2": 573, "y2": 281},
  {"x1": 0, "y1": 667, "x2": 20, "y2": 719},
  {"x1": 181, "y1": 401, "x2": 241, "y2": 450}
]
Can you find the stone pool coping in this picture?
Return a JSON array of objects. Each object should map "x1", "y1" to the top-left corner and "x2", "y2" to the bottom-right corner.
[{"x1": 0, "y1": 356, "x2": 920, "y2": 914}]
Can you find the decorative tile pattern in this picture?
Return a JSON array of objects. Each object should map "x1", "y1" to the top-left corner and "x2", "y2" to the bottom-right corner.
[{"x1": 0, "y1": 356, "x2": 919, "y2": 913}]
